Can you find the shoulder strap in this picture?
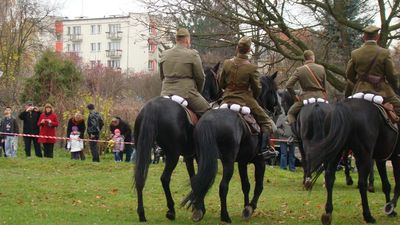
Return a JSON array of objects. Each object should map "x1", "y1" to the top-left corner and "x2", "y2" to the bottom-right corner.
[
  {"x1": 363, "y1": 48, "x2": 381, "y2": 77},
  {"x1": 304, "y1": 64, "x2": 328, "y2": 99}
]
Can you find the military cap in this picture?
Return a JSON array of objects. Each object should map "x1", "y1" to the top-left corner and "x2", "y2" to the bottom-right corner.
[
  {"x1": 238, "y1": 36, "x2": 252, "y2": 48},
  {"x1": 176, "y1": 28, "x2": 190, "y2": 37},
  {"x1": 303, "y1": 50, "x2": 314, "y2": 60},
  {"x1": 362, "y1": 25, "x2": 380, "y2": 34}
]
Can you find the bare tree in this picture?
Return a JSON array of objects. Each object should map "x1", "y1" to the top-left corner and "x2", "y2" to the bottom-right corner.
[{"x1": 142, "y1": 0, "x2": 400, "y2": 91}]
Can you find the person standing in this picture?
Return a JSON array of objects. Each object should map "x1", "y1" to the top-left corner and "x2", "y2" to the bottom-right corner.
[
  {"x1": 67, "y1": 126, "x2": 84, "y2": 160},
  {"x1": 19, "y1": 101, "x2": 42, "y2": 157},
  {"x1": 159, "y1": 28, "x2": 210, "y2": 117},
  {"x1": 0, "y1": 106, "x2": 19, "y2": 157},
  {"x1": 66, "y1": 112, "x2": 86, "y2": 160},
  {"x1": 219, "y1": 36, "x2": 277, "y2": 160},
  {"x1": 111, "y1": 129, "x2": 124, "y2": 162},
  {"x1": 109, "y1": 117, "x2": 132, "y2": 162},
  {"x1": 86, "y1": 104, "x2": 104, "y2": 162},
  {"x1": 276, "y1": 114, "x2": 296, "y2": 171},
  {"x1": 345, "y1": 25, "x2": 400, "y2": 118},
  {"x1": 37, "y1": 103, "x2": 59, "y2": 158}
]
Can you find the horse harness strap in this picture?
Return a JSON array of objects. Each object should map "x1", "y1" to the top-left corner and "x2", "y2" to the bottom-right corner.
[
  {"x1": 304, "y1": 65, "x2": 328, "y2": 99},
  {"x1": 375, "y1": 103, "x2": 398, "y2": 132},
  {"x1": 226, "y1": 58, "x2": 251, "y2": 91}
]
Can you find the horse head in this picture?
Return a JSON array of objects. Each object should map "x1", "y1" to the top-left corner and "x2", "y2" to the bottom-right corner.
[
  {"x1": 258, "y1": 71, "x2": 282, "y2": 119},
  {"x1": 202, "y1": 62, "x2": 222, "y2": 102},
  {"x1": 277, "y1": 89, "x2": 294, "y2": 115}
]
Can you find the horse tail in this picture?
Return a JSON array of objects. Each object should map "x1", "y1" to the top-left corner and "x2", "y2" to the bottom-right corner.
[
  {"x1": 181, "y1": 119, "x2": 218, "y2": 208},
  {"x1": 308, "y1": 102, "x2": 352, "y2": 179},
  {"x1": 134, "y1": 103, "x2": 158, "y2": 190}
]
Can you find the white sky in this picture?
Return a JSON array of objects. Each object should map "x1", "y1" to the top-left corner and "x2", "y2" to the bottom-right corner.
[{"x1": 46, "y1": 0, "x2": 145, "y2": 18}]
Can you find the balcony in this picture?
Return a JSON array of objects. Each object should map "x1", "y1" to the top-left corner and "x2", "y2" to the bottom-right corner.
[
  {"x1": 106, "y1": 49, "x2": 122, "y2": 58},
  {"x1": 68, "y1": 34, "x2": 82, "y2": 42},
  {"x1": 106, "y1": 31, "x2": 123, "y2": 40}
]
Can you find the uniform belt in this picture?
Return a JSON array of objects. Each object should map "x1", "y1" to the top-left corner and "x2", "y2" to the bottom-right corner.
[
  {"x1": 164, "y1": 76, "x2": 192, "y2": 80},
  {"x1": 360, "y1": 75, "x2": 384, "y2": 85},
  {"x1": 302, "y1": 87, "x2": 325, "y2": 92},
  {"x1": 226, "y1": 83, "x2": 249, "y2": 91}
]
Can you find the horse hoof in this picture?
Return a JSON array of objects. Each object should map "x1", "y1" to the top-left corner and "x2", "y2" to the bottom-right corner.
[
  {"x1": 384, "y1": 202, "x2": 395, "y2": 215},
  {"x1": 192, "y1": 209, "x2": 204, "y2": 222},
  {"x1": 364, "y1": 214, "x2": 376, "y2": 223},
  {"x1": 242, "y1": 205, "x2": 254, "y2": 220},
  {"x1": 389, "y1": 211, "x2": 397, "y2": 217},
  {"x1": 321, "y1": 213, "x2": 332, "y2": 225},
  {"x1": 368, "y1": 185, "x2": 375, "y2": 193},
  {"x1": 166, "y1": 210, "x2": 175, "y2": 220},
  {"x1": 221, "y1": 217, "x2": 232, "y2": 224},
  {"x1": 139, "y1": 216, "x2": 147, "y2": 222},
  {"x1": 346, "y1": 178, "x2": 353, "y2": 186},
  {"x1": 304, "y1": 178, "x2": 312, "y2": 191}
]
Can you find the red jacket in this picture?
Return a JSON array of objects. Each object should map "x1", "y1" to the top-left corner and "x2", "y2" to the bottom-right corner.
[{"x1": 37, "y1": 112, "x2": 59, "y2": 144}]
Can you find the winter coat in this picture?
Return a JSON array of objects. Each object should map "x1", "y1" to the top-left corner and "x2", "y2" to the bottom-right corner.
[
  {"x1": 66, "y1": 118, "x2": 86, "y2": 139},
  {"x1": 112, "y1": 135, "x2": 125, "y2": 152},
  {"x1": 109, "y1": 117, "x2": 132, "y2": 142},
  {"x1": 67, "y1": 133, "x2": 83, "y2": 152},
  {"x1": 19, "y1": 110, "x2": 41, "y2": 134},
  {"x1": 87, "y1": 111, "x2": 104, "y2": 135},
  {"x1": 0, "y1": 116, "x2": 19, "y2": 137},
  {"x1": 37, "y1": 112, "x2": 59, "y2": 144}
]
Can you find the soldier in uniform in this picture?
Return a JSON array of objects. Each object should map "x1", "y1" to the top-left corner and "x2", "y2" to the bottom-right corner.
[
  {"x1": 219, "y1": 36, "x2": 277, "y2": 160},
  {"x1": 286, "y1": 50, "x2": 327, "y2": 141},
  {"x1": 159, "y1": 28, "x2": 210, "y2": 116},
  {"x1": 346, "y1": 25, "x2": 400, "y2": 118}
]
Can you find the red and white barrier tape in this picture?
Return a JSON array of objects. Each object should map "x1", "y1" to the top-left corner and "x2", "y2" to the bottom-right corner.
[{"x1": 0, "y1": 132, "x2": 135, "y2": 145}]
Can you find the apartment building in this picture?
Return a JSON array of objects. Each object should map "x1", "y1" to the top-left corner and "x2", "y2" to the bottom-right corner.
[{"x1": 54, "y1": 13, "x2": 162, "y2": 73}]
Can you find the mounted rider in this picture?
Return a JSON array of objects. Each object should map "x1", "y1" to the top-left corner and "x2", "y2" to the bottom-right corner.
[
  {"x1": 159, "y1": 28, "x2": 210, "y2": 117},
  {"x1": 286, "y1": 50, "x2": 328, "y2": 137},
  {"x1": 345, "y1": 25, "x2": 400, "y2": 120},
  {"x1": 219, "y1": 36, "x2": 277, "y2": 160}
]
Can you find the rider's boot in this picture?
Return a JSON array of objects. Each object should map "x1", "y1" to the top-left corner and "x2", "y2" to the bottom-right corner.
[
  {"x1": 258, "y1": 132, "x2": 278, "y2": 160},
  {"x1": 287, "y1": 123, "x2": 300, "y2": 144}
]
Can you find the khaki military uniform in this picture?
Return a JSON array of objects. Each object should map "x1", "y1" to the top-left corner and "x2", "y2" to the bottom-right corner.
[
  {"x1": 286, "y1": 61, "x2": 327, "y2": 124},
  {"x1": 346, "y1": 41, "x2": 400, "y2": 116},
  {"x1": 219, "y1": 54, "x2": 274, "y2": 133},
  {"x1": 160, "y1": 44, "x2": 210, "y2": 115}
]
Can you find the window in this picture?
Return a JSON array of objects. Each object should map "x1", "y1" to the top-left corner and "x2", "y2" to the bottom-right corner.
[
  {"x1": 108, "y1": 42, "x2": 120, "y2": 50},
  {"x1": 90, "y1": 60, "x2": 96, "y2": 68},
  {"x1": 107, "y1": 60, "x2": 120, "y2": 69},
  {"x1": 73, "y1": 26, "x2": 81, "y2": 35},
  {"x1": 91, "y1": 25, "x2": 96, "y2": 34},
  {"x1": 72, "y1": 43, "x2": 81, "y2": 52},
  {"x1": 67, "y1": 44, "x2": 71, "y2": 52},
  {"x1": 148, "y1": 60, "x2": 156, "y2": 71},
  {"x1": 67, "y1": 27, "x2": 71, "y2": 35},
  {"x1": 97, "y1": 25, "x2": 101, "y2": 34},
  {"x1": 90, "y1": 43, "x2": 96, "y2": 52},
  {"x1": 108, "y1": 24, "x2": 121, "y2": 33},
  {"x1": 97, "y1": 43, "x2": 101, "y2": 51},
  {"x1": 97, "y1": 60, "x2": 101, "y2": 66}
]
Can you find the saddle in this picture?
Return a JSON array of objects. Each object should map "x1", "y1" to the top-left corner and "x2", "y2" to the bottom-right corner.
[
  {"x1": 218, "y1": 103, "x2": 260, "y2": 134},
  {"x1": 163, "y1": 95, "x2": 198, "y2": 126}
]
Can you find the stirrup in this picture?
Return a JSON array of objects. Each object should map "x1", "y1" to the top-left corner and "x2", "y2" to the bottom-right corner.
[{"x1": 259, "y1": 146, "x2": 278, "y2": 160}]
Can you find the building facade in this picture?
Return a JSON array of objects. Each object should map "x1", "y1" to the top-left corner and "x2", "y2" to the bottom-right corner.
[{"x1": 54, "y1": 13, "x2": 162, "y2": 74}]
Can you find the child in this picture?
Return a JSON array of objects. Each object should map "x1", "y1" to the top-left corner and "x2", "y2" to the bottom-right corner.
[
  {"x1": 112, "y1": 129, "x2": 124, "y2": 162},
  {"x1": 0, "y1": 106, "x2": 19, "y2": 157},
  {"x1": 67, "y1": 126, "x2": 83, "y2": 160}
]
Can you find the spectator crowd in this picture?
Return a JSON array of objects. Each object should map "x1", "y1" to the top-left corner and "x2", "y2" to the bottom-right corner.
[{"x1": 0, "y1": 102, "x2": 134, "y2": 163}]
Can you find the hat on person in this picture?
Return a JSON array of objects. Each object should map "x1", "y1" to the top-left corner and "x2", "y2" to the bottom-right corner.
[
  {"x1": 25, "y1": 101, "x2": 33, "y2": 106},
  {"x1": 176, "y1": 28, "x2": 190, "y2": 37},
  {"x1": 87, "y1": 103, "x2": 95, "y2": 110},
  {"x1": 238, "y1": 36, "x2": 252, "y2": 49},
  {"x1": 362, "y1": 25, "x2": 380, "y2": 34},
  {"x1": 114, "y1": 129, "x2": 121, "y2": 135},
  {"x1": 72, "y1": 126, "x2": 79, "y2": 132},
  {"x1": 303, "y1": 50, "x2": 315, "y2": 60}
]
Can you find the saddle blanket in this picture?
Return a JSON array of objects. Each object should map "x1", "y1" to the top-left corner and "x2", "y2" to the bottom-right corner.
[
  {"x1": 216, "y1": 103, "x2": 260, "y2": 134},
  {"x1": 303, "y1": 97, "x2": 329, "y2": 105}
]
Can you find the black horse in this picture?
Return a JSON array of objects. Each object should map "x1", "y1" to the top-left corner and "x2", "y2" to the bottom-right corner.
[
  {"x1": 307, "y1": 99, "x2": 400, "y2": 224},
  {"x1": 133, "y1": 63, "x2": 221, "y2": 222},
  {"x1": 278, "y1": 90, "x2": 332, "y2": 186},
  {"x1": 181, "y1": 73, "x2": 280, "y2": 223}
]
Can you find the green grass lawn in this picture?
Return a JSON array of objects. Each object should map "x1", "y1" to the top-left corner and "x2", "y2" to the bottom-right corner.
[{"x1": 0, "y1": 149, "x2": 399, "y2": 225}]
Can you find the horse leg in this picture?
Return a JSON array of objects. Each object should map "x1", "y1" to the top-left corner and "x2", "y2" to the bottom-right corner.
[
  {"x1": 356, "y1": 157, "x2": 376, "y2": 223},
  {"x1": 321, "y1": 154, "x2": 340, "y2": 225},
  {"x1": 385, "y1": 156, "x2": 400, "y2": 217},
  {"x1": 160, "y1": 153, "x2": 179, "y2": 220},
  {"x1": 344, "y1": 152, "x2": 353, "y2": 186},
  {"x1": 248, "y1": 157, "x2": 266, "y2": 216},
  {"x1": 376, "y1": 161, "x2": 391, "y2": 200},
  {"x1": 136, "y1": 179, "x2": 146, "y2": 222},
  {"x1": 184, "y1": 155, "x2": 196, "y2": 178},
  {"x1": 238, "y1": 162, "x2": 250, "y2": 218},
  {"x1": 219, "y1": 161, "x2": 234, "y2": 223},
  {"x1": 368, "y1": 160, "x2": 375, "y2": 193}
]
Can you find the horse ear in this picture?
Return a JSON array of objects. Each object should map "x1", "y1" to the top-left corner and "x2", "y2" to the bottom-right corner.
[{"x1": 271, "y1": 71, "x2": 278, "y2": 80}]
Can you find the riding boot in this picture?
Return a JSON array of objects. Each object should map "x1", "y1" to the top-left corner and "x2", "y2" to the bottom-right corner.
[
  {"x1": 287, "y1": 123, "x2": 300, "y2": 144},
  {"x1": 258, "y1": 132, "x2": 278, "y2": 160}
]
